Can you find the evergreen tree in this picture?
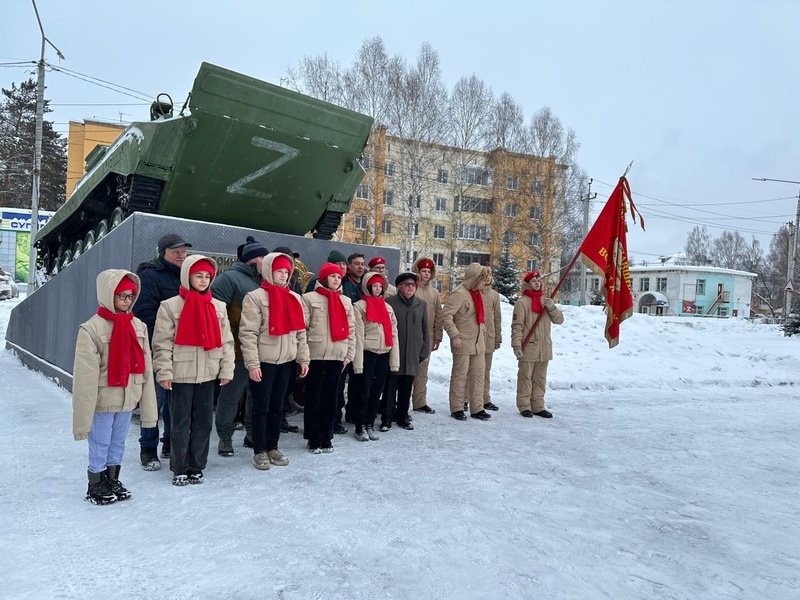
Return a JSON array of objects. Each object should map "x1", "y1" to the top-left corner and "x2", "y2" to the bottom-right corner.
[
  {"x1": 0, "y1": 78, "x2": 67, "y2": 211},
  {"x1": 493, "y1": 246, "x2": 520, "y2": 303}
]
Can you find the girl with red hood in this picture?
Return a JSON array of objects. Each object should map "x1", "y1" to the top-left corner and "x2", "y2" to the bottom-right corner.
[
  {"x1": 152, "y1": 255, "x2": 235, "y2": 486},
  {"x1": 73, "y1": 269, "x2": 158, "y2": 505}
]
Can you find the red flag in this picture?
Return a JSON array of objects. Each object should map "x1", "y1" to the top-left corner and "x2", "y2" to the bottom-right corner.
[{"x1": 579, "y1": 177, "x2": 644, "y2": 348}]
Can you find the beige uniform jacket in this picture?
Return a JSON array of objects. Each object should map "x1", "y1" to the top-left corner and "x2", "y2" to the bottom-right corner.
[
  {"x1": 413, "y1": 256, "x2": 444, "y2": 349},
  {"x1": 239, "y1": 252, "x2": 310, "y2": 370},
  {"x1": 353, "y1": 272, "x2": 400, "y2": 373},
  {"x1": 152, "y1": 255, "x2": 235, "y2": 384},
  {"x1": 511, "y1": 279, "x2": 564, "y2": 362},
  {"x1": 301, "y1": 282, "x2": 356, "y2": 363},
  {"x1": 481, "y1": 287, "x2": 502, "y2": 352},
  {"x1": 72, "y1": 269, "x2": 158, "y2": 440},
  {"x1": 440, "y1": 262, "x2": 490, "y2": 356}
]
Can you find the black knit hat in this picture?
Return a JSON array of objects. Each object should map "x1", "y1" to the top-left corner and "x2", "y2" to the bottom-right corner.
[{"x1": 240, "y1": 236, "x2": 269, "y2": 263}]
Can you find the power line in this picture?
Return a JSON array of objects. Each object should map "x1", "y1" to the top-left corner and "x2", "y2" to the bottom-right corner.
[{"x1": 46, "y1": 63, "x2": 152, "y2": 101}]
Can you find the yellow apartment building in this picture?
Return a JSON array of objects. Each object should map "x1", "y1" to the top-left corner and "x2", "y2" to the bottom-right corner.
[{"x1": 66, "y1": 120, "x2": 125, "y2": 198}]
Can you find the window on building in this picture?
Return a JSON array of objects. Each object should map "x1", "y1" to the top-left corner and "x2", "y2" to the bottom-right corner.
[
  {"x1": 411, "y1": 165, "x2": 422, "y2": 180},
  {"x1": 435, "y1": 197, "x2": 447, "y2": 212},
  {"x1": 526, "y1": 259, "x2": 537, "y2": 271},
  {"x1": 382, "y1": 220, "x2": 392, "y2": 234},
  {"x1": 458, "y1": 252, "x2": 491, "y2": 266},
  {"x1": 507, "y1": 176, "x2": 518, "y2": 191},
  {"x1": 458, "y1": 224, "x2": 490, "y2": 241},
  {"x1": 356, "y1": 184, "x2": 369, "y2": 200},
  {"x1": 656, "y1": 277, "x2": 667, "y2": 292},
  {"x1": 718, "y1": 307, "x2": 728, "y2": 317},
  {"x1": 432, "y1": 279, "x2": 442, "y2": 292},
  {"x1": 503, "y1": 231, "x2": 516, "y2": 244},
  {"x1": 531, "y1": 180, "x2": 543, "y2": 195},
  {"x1": 385, "y1": 162, "x2": 395, "y2": 177},
  {"x1": 460, "y1": 165, "x2": 492, "y2": 187},
  {"x1": 528, "y1": 233, "x2": 540, "y2": 246},
  {"x1": 505, "y1": 203, "x2": 517, "y2": 218},
  {"x1": 383, "y1": 191, "x2": 393, "y2": 206},
  {"x1": 361, "y1": 155, "x2": 372, "y2": 170},
  {"x1": 433, "y1": 225, "x2": 446, "y2": 239},
  {"x1": 696, "y1": 305, "x2": 704, "y2": 315},
  {"x1": 354, "y1": 215, "x2": 367, "y2": 230},
  {"x1": 405, "y1": 250, "x2": 419, "y2": 263},
  {"x1": 697, "y1": 279, "x2": 706, "y2": 295},
  {"x1": 432, "y1": 252, "x2": 444, "y2": 266},
  {"x1": 437, "y1": 169, "x2": 449, "y2": 184},
  {"x1": 413, "y1": 223, "x2": 419, "y2": 238},
  {"x1": 640, "y1": 278, "x2": 650, "y2": 292},
  {"x1": 591, "y1": 278, "x2": 600, "y2": 291},
  {"x1": 459, "y1": 196, "x2": 493, "y2": 214},
  {"x1": 530, "y1": 205, "x2": 541, "y2": 220}
]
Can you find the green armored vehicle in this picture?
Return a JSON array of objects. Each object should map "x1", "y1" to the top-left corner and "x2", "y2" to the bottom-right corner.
[{"x1": 36, "y1": 62, "x2": 373, "y2": 274}]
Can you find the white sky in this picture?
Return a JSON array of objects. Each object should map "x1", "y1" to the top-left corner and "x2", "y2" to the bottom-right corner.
[
  {"x1": 2, "y1": 0, "x2": 799, "y2": 262},
  {"x1": 2, "y1": 294, "x2": 799, "y2": 598}
]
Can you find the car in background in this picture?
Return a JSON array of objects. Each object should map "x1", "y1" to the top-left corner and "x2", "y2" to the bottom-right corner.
[{"x1": 0, "y1": 267, "x2": 19, "y2": 300}]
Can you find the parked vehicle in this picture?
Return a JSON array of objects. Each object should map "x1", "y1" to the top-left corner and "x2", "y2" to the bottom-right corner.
[
  {"x1": 0, "y1": 267, "x2": 19, "y2": 300},
  {"x1": 35, "y1": 62, "x2": 373, "y2": 277}
]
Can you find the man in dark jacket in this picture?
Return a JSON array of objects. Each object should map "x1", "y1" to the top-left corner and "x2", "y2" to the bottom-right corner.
[
  {"x1": 383, "y1": 272, "x2": 429, "y2": 431},
  {"x1": 134, "y1": 232, "x2": 191, "y2": 470},
  {"x1": 211, "y1": 236, "x2": 269, "y2": 456}
]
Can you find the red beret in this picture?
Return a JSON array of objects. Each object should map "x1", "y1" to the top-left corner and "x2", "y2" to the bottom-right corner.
[
  {"x1": 272, "y1": 255, "x2": 293, "y2": 273},
  {"x1": 189, "y1": 258, "x2": 216, "y2": 278},
  {"x1": 114, "y1": 275, "x2": 137, "y2": 295},
  {"x1": 368, "y1": 256, "x2": 386, "y2": 268},
  {"x1": 417, "y1": 259, "x2": 434, "y2": 271},
  {"x1": 524, "y1": 271, "x2": 541, "y2": 282}
]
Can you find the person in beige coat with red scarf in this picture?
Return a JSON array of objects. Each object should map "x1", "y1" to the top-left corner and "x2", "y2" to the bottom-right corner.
[
  {"x1": 239, "y1": 252, "x2": 310, "y2": 470},
  {"x1": 440, "y1": 262, "x2": 491, "y2": 421},
  {"x1": 511, "y1": 270, "x2": 564, "y2": 418},
  {"x1": 152, "y1": 255, "x2": 235, "y2": 485},
  {"x1": 411, "y1": 257, "x2": 443, "y2": 414},
  {"x1": 480, "y1": 266, "x2": 503, "y2": 412},
  {"x1": 73, "y1": 269, "x2": 158, "y2": 505}
]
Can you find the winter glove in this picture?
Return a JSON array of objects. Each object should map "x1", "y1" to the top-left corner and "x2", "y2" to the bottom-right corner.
[
  {"x1": 513, "y1": 347, "x2": 524, "y2": 360},
  {"x1": 543, "y1": 297, "x2": 555, "y2": 309}
]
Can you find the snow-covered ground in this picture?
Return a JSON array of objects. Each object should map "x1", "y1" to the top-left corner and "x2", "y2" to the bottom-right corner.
[{"x1": 1, "y1": 294, "x2": 799, "y2": 599}]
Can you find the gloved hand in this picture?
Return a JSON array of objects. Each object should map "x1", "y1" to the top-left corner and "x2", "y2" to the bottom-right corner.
[
  {"x1": 543, "y1": 297, "x2": 554, "y2": 309},
  {"x1": 513, "y1": 347, "x2": 524, "y2": 359}
]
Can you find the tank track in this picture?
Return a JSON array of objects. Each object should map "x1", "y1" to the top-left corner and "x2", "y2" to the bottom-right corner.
[
  {"x1": 119, "y1": 174, "x2": 163, "y2": 216},
  {"x1": 312, "y1": 209, "x2": 344, "y2": 240}
]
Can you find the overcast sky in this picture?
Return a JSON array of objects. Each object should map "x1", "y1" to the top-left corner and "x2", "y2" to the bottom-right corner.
[{"x1": 2, "y1": 0, "x2": 799, "y2": 263}]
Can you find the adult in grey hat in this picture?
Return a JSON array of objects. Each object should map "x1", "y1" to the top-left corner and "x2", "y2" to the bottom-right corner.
[
  {"x1": 211, "y1": 236, "x2": 269, "y2": 455},
  {"x1": 134, "y1": 232, "x2": 192, "y2": 470}
]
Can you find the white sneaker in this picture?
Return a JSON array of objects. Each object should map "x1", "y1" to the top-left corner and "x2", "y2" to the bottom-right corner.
[
  {"x1": 267, "y1": 449, "x2": 289, "y2": 466},
  {"x1": 252, "y1": 452, "x2": 271, "y2": 470},
  {"x1": 354, "y1": 427, "x2": 369, "y2": 442},
  {"x1": 366, "y1": 426, "x2": 379, "y2": 441}
]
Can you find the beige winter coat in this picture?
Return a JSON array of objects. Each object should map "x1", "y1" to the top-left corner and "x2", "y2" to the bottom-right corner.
[
  {"x1": 239, "y1": 252, "x2": 310, "y2": 370},
  {"x1": 482, "y1": 286, "x2": 502, "y2": 353},
  {"x1": 152, "y1": 255, "x2": 235, "y2": 383},
  {"x1": 302, "y1": 282, "x2": 356, "y2": 362},
  {"x1": 511, "y1": 279, "x2": 564, "y2": 362},
  {"x1": 72, "y1": 269, "x2": 158, "y2": 440},
  {"x1": 353, "y1": 272, "x2": 400, "y2": 373},
  {"x1": 440, "y1": 262, "x2": 489, "y2": 356},
  {"x1": 413, "y1": 256, "x2": 443, "y2": 349}
]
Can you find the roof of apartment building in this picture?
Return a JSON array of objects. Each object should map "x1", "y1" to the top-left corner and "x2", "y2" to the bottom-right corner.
[{"x1": 629, "y1": 264, "x2": 757, "y2": 278}]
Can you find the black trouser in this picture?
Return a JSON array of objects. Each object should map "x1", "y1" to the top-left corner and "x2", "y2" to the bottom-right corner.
[
  {"x1": 383, "y1": 374, "x2": 414, "y2": 424},
  {"x1": 250, "y1": 361, "x2": 293, "y2": 454},
  {"x1": 305, "y1": 360, "x2": 342, "y2": 448},
  {"x1": 351, "y1": 351, "x2": 390, "y2": 428},
  {"x1": 169, "y1": 381, "x2": 215, "y2": 475},
  {"x1": 336, "y1": 363, "x2": 354, "y2": 424}
]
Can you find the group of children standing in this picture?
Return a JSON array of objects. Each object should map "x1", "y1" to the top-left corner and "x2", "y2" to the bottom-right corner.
[{"x1": 72, "y1": 245, "x2": 562, "y2": 505}]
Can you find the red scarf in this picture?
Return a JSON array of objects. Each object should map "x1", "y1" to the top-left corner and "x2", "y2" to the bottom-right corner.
[
  {"x1": 470, "y1": 288, "x2": 485, "y2": 324},
  {"x1": 175, "y1": 287, "x2": 223, "y2": 350},
  {"x1": 96, "y1": 306, "x2": 145, "y2": 387},
  {"x1": 524, "y1": 289, "x2": 544, "y2": 314},
  {"x1": 361, "y1": 295, "x2": 393, "y2": 347},
  {"x1": 260, "y1": 280, "x2": 305, "y2": 335},
  {"x1": 315, "y1": 286, "x2": 349, "y2": 342}
]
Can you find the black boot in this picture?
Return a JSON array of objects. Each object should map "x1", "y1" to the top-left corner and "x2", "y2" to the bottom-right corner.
[
  {"x1": 105, "y1": 465, "x2": 131, "y2": 500},
  {"x1": 280, "y1": 416, "x2": 299, "y2": 433},
  {"x1": 86, "y1": 470, "x2": 116, "y2": 505},
  {"x1": 160, "y1": 437, "x2": 171, "y2": 458}
]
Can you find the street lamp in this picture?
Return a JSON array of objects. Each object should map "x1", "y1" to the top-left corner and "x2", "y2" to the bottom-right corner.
[{"x1": 751, "y1": 177, "x2": 800, "y2": 325}]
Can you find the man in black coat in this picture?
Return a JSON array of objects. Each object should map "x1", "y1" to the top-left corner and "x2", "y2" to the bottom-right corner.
[
  {"x1": 133, "y1": 232, "x2": 191, "y2": 471},
  {"x1": 383, "y1": 272, "x2": 429, "y2": 431}
]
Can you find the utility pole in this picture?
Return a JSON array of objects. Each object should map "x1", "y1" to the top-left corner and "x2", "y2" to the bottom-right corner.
[
  {"x1": 28, "y1": 0, "x2": 64, "y2": 290},
  {"x1": 579, "y1": 178, "x2": 596, "y2": 305},
  {"x1": 786, "y1": 222, "x2": 795, "y2": 328}
]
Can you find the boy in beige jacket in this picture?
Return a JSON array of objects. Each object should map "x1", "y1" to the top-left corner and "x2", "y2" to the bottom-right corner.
[
  {"x1": 73, "y1": 269, "x2": 158, "y2": 505},
  {"x1": 239, "y1": 252, "x2": 310, "y2": 470},
  {"x1": 152, "y1": 255, "x2": 234, "y2": 485}
]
